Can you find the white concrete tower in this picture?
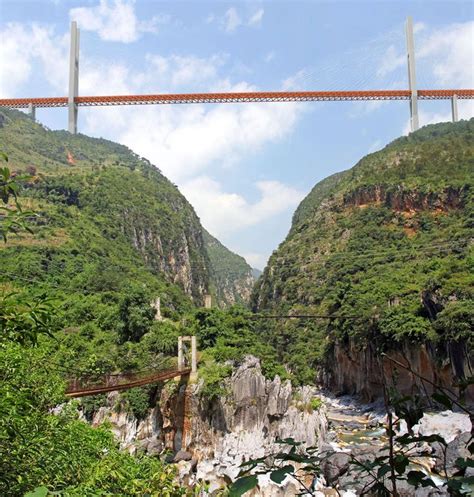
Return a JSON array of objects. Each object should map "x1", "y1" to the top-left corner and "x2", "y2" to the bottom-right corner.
[
  {"x1": 68, "y1": 21, "x2": 80, "y2": 134},
  {"x1": 406, "y1": 16, "x2": 419, "y2": 132}
]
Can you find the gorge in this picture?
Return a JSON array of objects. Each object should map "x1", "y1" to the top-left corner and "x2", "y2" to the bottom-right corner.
[{"x1": 1, "y1": 110, "x2": 473, "y2": 496}]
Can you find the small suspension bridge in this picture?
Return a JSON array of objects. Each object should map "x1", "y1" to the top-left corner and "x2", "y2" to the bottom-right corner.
[
  {"x1": 66, "y1": 335, "x2": 197, "y2": 398},
  {"x1": 0, "y1": 17, "x2": 472, "y2": 134}
]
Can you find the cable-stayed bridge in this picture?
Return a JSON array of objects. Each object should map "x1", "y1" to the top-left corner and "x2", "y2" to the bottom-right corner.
[{"x1": 0, "y1": 17, "x2": 472, "y2": 134}]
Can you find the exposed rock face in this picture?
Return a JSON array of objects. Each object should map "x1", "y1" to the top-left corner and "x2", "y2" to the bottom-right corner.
[
  {"x1": 91, "y1": 356, "x2": 328, "y2": 495},
  {"x1": 251, "y1": 120, "x2": 474, "y2": 403},
  {"x1": 202, "y1": 229, "x2": 256, "y2": 307},
  {"x1": 323, "y1": 339, "x2": 473, "y2": 402},
  {"x1": 343, "y1": 185, "x2": 465, "y2": 212}
]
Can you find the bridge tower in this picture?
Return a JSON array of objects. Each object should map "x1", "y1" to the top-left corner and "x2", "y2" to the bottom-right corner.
[
  {"x1": 451, "y1": 94, "x2": 459, "y2": 122},
  {"x1": 406, "y1": 16, "x2": 419, "y2": 132},
  {"x1": 68, "y1": 21, "x2": 80, "y2": 134},
  {"x1": 28, "y1": 102, "x2": 35, "y2": 121},
  {"x1": 178, "y1": 336, "x2": 197, "y2": 379}
]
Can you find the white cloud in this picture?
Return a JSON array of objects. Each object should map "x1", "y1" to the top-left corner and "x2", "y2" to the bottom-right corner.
[
  {"x1": 208, "y1": 6, "x2": 264, "y2": 33},
  {"x1": 139, "y1": 14, "x2": 172, "y2": 34},
  {"x1": 248, "y1": 8, "x2": 264, "y2": 27},
  {"x1": 0, "y1": 23, "x2": 68, "y2": 97},
  {"x1": 180, "y1": 177, "x2": 305, "y2": 236},
  {"x1": 223, "y1": 7, "x2": 242, "y2": 33},
  {"x1": 105, "y1": 95, "x2": 303, "y2": 183},
  {"x1": 376, "y1": 45, "x2": 405, "y2": 78},
  {"x1": 145, "y1": 53, "x2": 227, "y2": 89},
  {"x1": 264, "y1": 51, "x2": 275, "y2": 63},
  {"x1": 70, "y1": 0, "x2": 167, "y2": 43},
  {"x1": 0, "y1": 23, "x2": 33, "y2": 97},
  {"x1": 417, "y1": 21, "x2": 474, "y2": 88}
]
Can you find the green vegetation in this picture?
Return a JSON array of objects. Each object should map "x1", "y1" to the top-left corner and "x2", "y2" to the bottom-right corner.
[
  {"x1": 0, "y1": 106, "x2": 265, "y2": 397},
  {"x1": 253, "y1": 119, "x2": 474, "y2": 383},
  {"x1": 0, "y1": 151, "x2": 194, "y2": 496},
  {"x1": 0, "y1": 107, "x2": 253, "y2": 313},
  {"x1": 2, "y1": 108, "x2": 473, "y2": 495},
  {"x1": 203, "y1": 229, "x2": 255, "y2": 306},
  {"x1": 0, "y1": 111, "x2": 282, "y2": 495},
  {"x1": 191, "y1": 306, "x2": 289, "y2": 386},
  {"x1": 0, "y1": 342, "x2": 191, "y2": 496}
]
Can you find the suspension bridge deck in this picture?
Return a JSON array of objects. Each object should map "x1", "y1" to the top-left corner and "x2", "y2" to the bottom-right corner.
[{"x1": 65, "y1": 367, "x2": 191, "y2": 398}]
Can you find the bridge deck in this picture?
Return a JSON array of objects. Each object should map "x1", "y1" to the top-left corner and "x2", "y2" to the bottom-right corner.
[
  {"x1": 65, "y1": 367, "x2": 191, "y2": 398},
  {"x1": 1, "y1": 89, "x2": 473, "y2": 109}
]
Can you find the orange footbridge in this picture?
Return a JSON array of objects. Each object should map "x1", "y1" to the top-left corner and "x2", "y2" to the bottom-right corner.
[{"x1": 65, "y1": 367, "x2": 191, "y2": 398}]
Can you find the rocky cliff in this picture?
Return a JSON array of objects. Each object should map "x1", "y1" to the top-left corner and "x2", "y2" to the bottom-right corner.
[
  {"x1": 252, "y1": 119, "x2": 474, "y2": 397},
  {"x1": 90, "y1": 356, "x2": 328, "y2": 495},
  {"x1": 323, "y1": 339, "x2": 473, "y2": 402},
  {"x1": 203, "y1": 229, "x2": 255, "y2": 307}
]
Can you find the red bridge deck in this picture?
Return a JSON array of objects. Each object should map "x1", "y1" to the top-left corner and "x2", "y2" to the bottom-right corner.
[
  {"x1": 1, "y1": 89, "x2": 473, "y2": 109},
  {"x1": 65, "y1": 367, "x2": 191, "y2": 398}
]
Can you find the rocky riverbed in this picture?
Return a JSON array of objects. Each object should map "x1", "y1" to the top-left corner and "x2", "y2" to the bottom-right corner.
[
  {"x1": 316, "y1": 393, "x2": 473, "y2": 496},
  {"x1": 84, "y1": 359, "x2": 472, "y2": 496}
]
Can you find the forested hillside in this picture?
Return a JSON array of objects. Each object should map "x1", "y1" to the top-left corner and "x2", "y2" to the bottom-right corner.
[
  {"x1": 253, "y1": 119, "x2": 474, "y2": 388},
  {"x1": 0, "y1": 108, "x2": 254, "y2": 310}
]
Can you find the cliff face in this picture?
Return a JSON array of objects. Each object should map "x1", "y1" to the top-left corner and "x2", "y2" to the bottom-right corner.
[
  {"x1": 252, "y1": 119, "x2": 474, "y2": 395},
  {"x1": 203, "y1": 230, "x2": 255, "y2": 307},
  {"x1": 323, "y1": 339, "x2": 473, "y2": 402},
  {"x1": 0, "y1": 108, "x2": 252, "y2": 307},
  {"x1": 91, "y1": 357, "x2": 328, "y2": 495}
]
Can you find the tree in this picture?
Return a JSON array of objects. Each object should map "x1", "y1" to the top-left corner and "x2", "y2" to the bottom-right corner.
[
  {"x1": 0, "y1": 152, "x2": 34, "y2": 241},
  {"x1": 117, "y1": 285, "x2": 155, "y2": 343}
]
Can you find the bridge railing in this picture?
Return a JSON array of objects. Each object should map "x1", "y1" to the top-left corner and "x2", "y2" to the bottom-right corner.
[{"x1": 66, "y1": 360, "x2": 180, "y2": 393}]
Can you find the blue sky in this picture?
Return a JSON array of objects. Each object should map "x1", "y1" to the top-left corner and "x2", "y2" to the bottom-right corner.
[{"x1": 1, "y1": 0, "x2": 473, "y2": 268}]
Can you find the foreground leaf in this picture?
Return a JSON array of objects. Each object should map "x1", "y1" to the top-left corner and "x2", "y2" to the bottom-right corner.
[
  {"x1": 270, "y1": 465, "x2": 295, "y2": 484},
  {"x1": 229, "y1": 475, "x2": 258, "y2": 497}
]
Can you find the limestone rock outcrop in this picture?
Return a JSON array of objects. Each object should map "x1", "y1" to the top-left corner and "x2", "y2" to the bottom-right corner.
[
  {"x1": 322, "y1": 338, "x2": 473, "y2": 402},
  {"x1": 91, "y1": 356, "x2": 328, "y2": 495}
]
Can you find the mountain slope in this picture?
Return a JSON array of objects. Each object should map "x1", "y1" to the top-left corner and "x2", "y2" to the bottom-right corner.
[
  {"x1": 0, "y1": 108, "x2": 253, "y2": 308},
  {"x1": 203, "y1": 229, "x2": 255, "y2": 306},
  {"x1": 252, "y1": 120, "x2": 474, "y2": 391}
]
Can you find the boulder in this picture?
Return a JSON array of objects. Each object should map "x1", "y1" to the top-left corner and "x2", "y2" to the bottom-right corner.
[
  {"x1": 321, "y1": 452, "x2": 351, "y2": 484},
  {"x1": 173, "y1": 449, "x2": 193, "y2": 462},
  {"x1": 433, "y1": 431, "x2": 471, "y2": 477}
]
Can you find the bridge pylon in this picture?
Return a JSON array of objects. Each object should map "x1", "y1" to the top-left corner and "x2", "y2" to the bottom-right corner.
[
  {"x1": 406, "y1": 16, "x2": 419, "y2": 132},
  {"x1": 451, "y1": 95, "x2": 459, "y2": 122},
  {"x1": 68, "y1": 21, "x2": 80, "y2": 134},
  {"x1": 178, "y1": 335, "x2": 197, "y2": 380}
]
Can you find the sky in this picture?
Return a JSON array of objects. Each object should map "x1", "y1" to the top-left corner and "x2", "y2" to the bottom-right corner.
[{"x1": 0, "y1": 0, "x2": 473, "y2": 269}]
